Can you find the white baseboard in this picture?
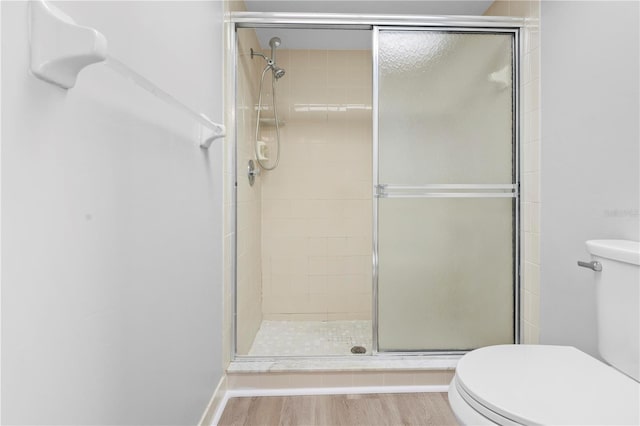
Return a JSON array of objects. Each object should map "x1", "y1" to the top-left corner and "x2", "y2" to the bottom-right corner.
[{"x1": 199, "y1": 375, "x2": 228, "y2": 426}]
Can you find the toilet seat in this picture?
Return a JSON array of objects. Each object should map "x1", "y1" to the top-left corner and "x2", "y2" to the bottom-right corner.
[{"x1": 451, "y1": 345, "x2": 640, "y2": 425}]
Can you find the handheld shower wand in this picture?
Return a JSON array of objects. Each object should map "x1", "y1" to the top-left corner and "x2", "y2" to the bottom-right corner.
[
  {"x1": 250, "y1": 37, "x2": 286, "y2": 171},
  {"x1": 269, "y1": 37, "x2": 281, "y2": 66}
]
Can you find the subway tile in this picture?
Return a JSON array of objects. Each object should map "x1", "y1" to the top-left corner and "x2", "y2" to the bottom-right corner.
[
  {"x1": 348, "y1": 236, "x2": 373, "y2": 255},
  {"x1": 263, "y1": 199, "x2": 292, "y2": 218},
  {"x1": 326, "y1": 275, "x2": 349, "y2": 294},
  {"x1": 523, "y1": 289, "x2": 532, "y2": 322},
  {"x1": 522, "y1": 142, "x2": 539, "y2": 173},
  {"x1": 353, "y1": 295, "x2": 372, "y2": 315},
  {"x1": 344, "y1": 312, "x2": 372, "y2": 321},
  {"x1": 326, "y1": 293, "x2": 357, "y2": 313},
  {"x1": 268, "y1": 236, "x2": 306, "y2": 257},
  {"x1": 530, "y1": 324, "x2": 540, "y2": 344},
  {"x1": 345, "y1": 274, "x2": 370, "y2": 294},
  {"x1": 292, "y1": 199, "x2": 328, "y2": 218},
  {"x1": 306, "y1": 295, "x2": 328, "y2": 313},
  {"x1": 290, "y1": 274, "x2": 310, "y2": 295},
  {"x1": 306, "y1": 237, "x2": 328, "y2": 256},
  {"x1": 524, "y1": 232, "x2": 540, "y2": 265},
  {"x1": 524, "y1": 109, "x2": 540, "y2": 143},
  {"x1": 272, "y1": 256, "x2": 308, "y2": 275},
  {"x1": 306, "y1": 218, "x2": 329, "y2": 237},
  {"x1": 527, "y1": 28, "x2": 540, "y2": 52},
  {"x1": 524, "y1": 202, "x2": 540, "y2": 234},
  {"x1": 328, "y1": 237, "x2": 349, "y2": 256},
  {"x1": 309, "y1": 275, "x2": 327, "y2": 296},
  {"x1": 327, "y1": 257, "x2": 350, "y2": 275},
  {"x1": 522, "y1": 202, "x2": 532, "y2": 232},
  {"x1": 529, "y1": 47, "x2": 540, "y2": 81},
  {"x1": 531, "y1": 291, "x2": 540, "y2": 326},
  {"x1": 521, "y1": 52, "x2": 532, "y2": 85},
  {"x1": 308, "y1": 256, "x2": 328, "y2": 275},
  {"x1": 523, "y1": 171, "x2": 540, "y2": 203},
  {"x1": 268, "y1": 274, "x2": 292, "y2": 297},
  {"x1": 524, "y1": 78, "x2": 540, "y2": 113}
]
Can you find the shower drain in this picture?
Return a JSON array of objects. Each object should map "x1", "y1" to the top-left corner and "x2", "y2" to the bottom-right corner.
[{"x1": 351, "y1": 346, "x2": 367, "y2": 354}]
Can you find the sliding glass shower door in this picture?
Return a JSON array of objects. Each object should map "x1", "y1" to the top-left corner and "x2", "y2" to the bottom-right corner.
[{"x1": 374, "y1": 28, "x2": 519, "y2": 352}]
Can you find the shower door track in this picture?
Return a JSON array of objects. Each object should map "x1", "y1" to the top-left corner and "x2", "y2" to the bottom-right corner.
[
  {"x1": 229, "y1": 12, "x2": 522, "y2": 362},
  {"x1": 232, "y1": 12, "x2": 524, "y2": 29}
]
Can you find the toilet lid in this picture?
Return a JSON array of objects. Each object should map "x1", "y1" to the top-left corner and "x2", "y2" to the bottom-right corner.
[{"x1": 455, "y1": 345, "x2": 640, "y2": 425}]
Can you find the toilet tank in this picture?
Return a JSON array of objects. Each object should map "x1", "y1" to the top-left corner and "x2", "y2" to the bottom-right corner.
[{"x1": 586, "y1": 240, "x2": 640, "y2": 381}]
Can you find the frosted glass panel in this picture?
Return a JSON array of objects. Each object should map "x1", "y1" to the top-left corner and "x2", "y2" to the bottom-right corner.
[
  {"x1": 377, "y1": 198, "x2": 514, "y2": 351},
  {"x1": 376, "y1": 30, "x2": 516, "y2": 351},
  {"x1": 378, "y1": 31, "x2": 513, "y2": 185}
]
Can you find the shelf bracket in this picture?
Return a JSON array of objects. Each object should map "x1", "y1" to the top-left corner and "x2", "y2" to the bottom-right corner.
[{"x1": 30, "y1": 0, "x2": 108, "y2": 89}]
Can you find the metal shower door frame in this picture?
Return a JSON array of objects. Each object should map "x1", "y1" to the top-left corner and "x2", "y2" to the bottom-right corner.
[{"x1": 229, "y1": 12, "x2": 522, "y2": 361}]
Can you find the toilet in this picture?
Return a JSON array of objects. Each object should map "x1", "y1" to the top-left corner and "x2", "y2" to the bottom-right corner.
[{"x1": 448, "y1": 240, "x2": 640, "y2": 425}]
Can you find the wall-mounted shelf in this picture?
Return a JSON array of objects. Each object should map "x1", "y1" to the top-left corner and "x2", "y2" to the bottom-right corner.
[
  {"x1": 29, "y1": 0, "x2": 225, "y2": 148},
  {"x1": 259, "y1": 118, "x2": 286, "y2": 127}
]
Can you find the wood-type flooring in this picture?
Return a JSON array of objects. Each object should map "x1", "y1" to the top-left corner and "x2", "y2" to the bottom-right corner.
[{"x1": 218, "y1": 392, "x2": 459, "y2": 426}]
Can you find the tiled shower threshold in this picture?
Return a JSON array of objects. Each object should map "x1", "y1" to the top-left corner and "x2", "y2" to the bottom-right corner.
[
  {"x1": 228, "y1": 355, "x2": 460, "y2": 373},
  {"x1": 233, "y1": 319, "x2": 461, "y2": 373}
]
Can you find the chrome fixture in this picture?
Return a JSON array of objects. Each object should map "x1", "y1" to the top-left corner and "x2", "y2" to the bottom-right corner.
[
  {"x1": 247, "y1": 159, "x2": 259, "y2": 186},
  {"x1": 250, "y1": 36, "x2": 286, "y2": 171},
  {"x1": 269, "y1": 36, "x2": 281, "y2": 67},
  {"x1": 578, "y1": 260, "x2": 602, "y2": 271},
  {"x1": 250, "y1": 36, "x2": 286, "y2": 80}
]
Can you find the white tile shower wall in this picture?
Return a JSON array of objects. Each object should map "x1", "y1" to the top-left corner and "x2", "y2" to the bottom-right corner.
[
  {"x1": 260, "y1": 50, "x2": 373, "y2": 321},
  {"x1": 233, "y1": 27, "x2": 266, "y2": 355},
  {"x1": 485, "y1": 0, "x2": 541, "y2": 344}
]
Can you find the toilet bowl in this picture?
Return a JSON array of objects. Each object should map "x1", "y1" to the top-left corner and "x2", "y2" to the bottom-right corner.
[
  {"x1": 448, "y1": 240, "x2": 640, "y2": 425},
  {"x1": 448, "y1": 344, "x2": 640, "y2": 425}
]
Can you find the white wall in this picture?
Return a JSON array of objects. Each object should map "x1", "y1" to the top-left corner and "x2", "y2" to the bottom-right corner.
[
  {"x1": 540, "y1": 1, "x2": 640, "y2": 356},
  {"x1": 1, "y1": 1, "x2": 224, "y2": 424}
]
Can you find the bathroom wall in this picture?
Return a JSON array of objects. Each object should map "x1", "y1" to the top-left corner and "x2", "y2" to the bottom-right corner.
[
  {"x1": 260, "y1": 49, "x2": 373, "y2": 321},
  {"x1": 485, "y1": 0, "x2": 541, "y2": 344},
  {"x1": 234, "y1": 28, "x2": 265, "y2": 354},
  {"x1": 539, "y1": 1, "x2": 639, "y2": 356},
  {"x1": 1, "y1": 2, "x2": 224, "y2": 424}
]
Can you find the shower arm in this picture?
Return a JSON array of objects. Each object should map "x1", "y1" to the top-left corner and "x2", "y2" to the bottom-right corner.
[{"x1": 250, "y1": 48, "x2": 273, "y2": 66}]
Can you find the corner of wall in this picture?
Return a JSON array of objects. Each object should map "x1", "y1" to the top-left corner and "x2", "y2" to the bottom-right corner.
[{"x1": 486, "y1": 0, "x2": 541, "y2": 344}]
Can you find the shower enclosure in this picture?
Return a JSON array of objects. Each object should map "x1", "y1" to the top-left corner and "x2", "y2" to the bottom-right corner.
[{"x1": 230, "y1": 13, "x2": 520, "y2": 360}]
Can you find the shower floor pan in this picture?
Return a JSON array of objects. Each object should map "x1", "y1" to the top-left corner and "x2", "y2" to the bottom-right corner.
[{"x1": 248, "y1": 320, "x2": 372, "y2": 357}]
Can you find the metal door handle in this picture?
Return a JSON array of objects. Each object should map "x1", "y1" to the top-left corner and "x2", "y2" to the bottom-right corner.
[{"x1": 577, "y1": 260, "x2": 602, "y2": 271}]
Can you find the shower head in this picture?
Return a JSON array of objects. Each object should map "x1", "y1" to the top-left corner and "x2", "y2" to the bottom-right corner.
[
  {"x1": 251, "y1": 47, "x2": 286, "y2": 79},
  {"x1": 269, "y1": 37, "x2": 281, "y2": 49},
  {"x1": 273, "y1": 66, "x2": 286, "y2": 80}
]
